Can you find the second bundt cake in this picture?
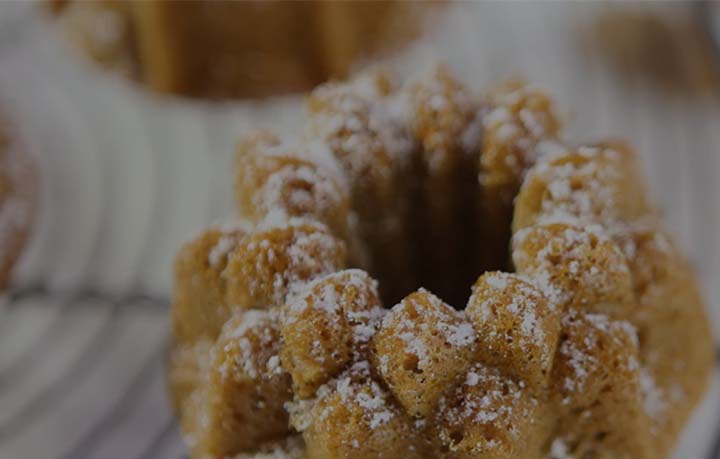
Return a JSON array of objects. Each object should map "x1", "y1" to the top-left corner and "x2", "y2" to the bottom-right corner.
[
  {"x1": 49, "y1": 1, "x2": 429, "y2": 99},
  {"x1": 169, "y1": 65, "x2": 713, "y2": 459},
  {"x1": 0, "y1": 113, "x2": 36, "y2": 289}
]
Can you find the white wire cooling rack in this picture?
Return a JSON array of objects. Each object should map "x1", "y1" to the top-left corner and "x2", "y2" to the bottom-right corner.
[{"x1": 0, "y1": 2, "x2": 718, "y2": 459}]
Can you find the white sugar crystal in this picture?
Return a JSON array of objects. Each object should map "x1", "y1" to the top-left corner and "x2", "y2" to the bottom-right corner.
[
  {"x1": 639, "y1": 367, "x2": 666, "y2": 418},
  {"x1": 445, "y1": 322, "x2": 475, "y2": 347},
  {"x1": 485, "y1": 274, "x2": 508, "y2": 290},
  {"x1": 369, "y1": 411, "x2": 393, "y2": 429},
  {"x1": 267, "y1": 355, "x2": 282, "y2": 375},
  {"x1": 229, "y1": 310, "x2": 268, "y2": 339},
  {"x1": 208, "y1": 235, "x2": 235, "y2": 267},
  {"x1": 518, "y1": 108, "x2": 544, "y2": 137},
  {"x1": 483, "y1": 106, "x2": 511, "y2": 127},
  {"x1": 550, "y1": 438, "x2": 574, "y2": 459},
  {"x1": 466, "y1": 370, "x2": 480, "y2": 387}
]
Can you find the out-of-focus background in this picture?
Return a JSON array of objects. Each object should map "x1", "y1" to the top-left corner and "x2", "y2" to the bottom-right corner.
[{"x1": 0, "y1": 2, "x2": 718, "y2": 458}]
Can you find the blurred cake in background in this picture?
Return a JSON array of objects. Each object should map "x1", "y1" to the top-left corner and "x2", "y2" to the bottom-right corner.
[
  {"x1": 588, "y1": 7, "x2": 720, "y2": 95},
  {"x1": 0, "y1": 114, "x2": 36, "y2": 290},
  {"x1": 48, "y1": 1, "x2": 432, "y2": 99}
]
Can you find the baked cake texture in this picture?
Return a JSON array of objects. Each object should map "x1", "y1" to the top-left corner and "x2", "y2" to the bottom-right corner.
[
  {"x1": 0, "y1": 115, "x2": 36, "y2": 289},
  {"x1": 49, "y1": 1, "x2": 426, "y2": 99},
  {"x1": 169, "y1": 65, "x2": 713, "y2": 459}
]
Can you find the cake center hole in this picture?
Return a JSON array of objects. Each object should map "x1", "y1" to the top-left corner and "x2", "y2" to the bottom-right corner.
[{"x1": 358, "y1": 164, "x2": 515, "y2": 309}]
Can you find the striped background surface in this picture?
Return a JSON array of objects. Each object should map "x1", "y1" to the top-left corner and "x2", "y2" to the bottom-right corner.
[{"x1": 0, "y1": 2, "x2": 717, "y2": 459}]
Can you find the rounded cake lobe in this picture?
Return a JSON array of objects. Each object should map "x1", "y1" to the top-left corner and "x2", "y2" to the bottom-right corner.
[
  {"x1": 172, "y1": 225, "x2": 246, "y2": 341},
  {"x1": 168, "y1": 338, "x2": 214, "y2": 417},
  {"x1": 170, "y1": 219, "x2": 348, "y2": 456},
  {"x1": 178, "y1": 310, "x2": 292, "y2": 459},
  {"x1": 511, "y1": 222, "x2": 635, "y2": 319},
  {"x1": 512, "y1": 141, "x2": 652, "y2": 232},
  {"x1": 225, "y1": 219, "x2": 347, "y2": 311},
  {"x1": 614, "y1": 223, "x2": 714, "y2": 450},
  {"x1": 552, "y1": 311, "x2": 652, "y2": 458},
  {"x1": 306, "y1": 70, "x2": 400, "y2": 191},
  {"x1": 281, "y1": 269, "x2": 385, "y2": 398},
  {"x1": 404, "y1": 63, "x2": 477, "y2": 175},
  {"x1": 372, "y1": 289, "x2": 476, "y2": 418},
  {"x1": 465, "y1": 272, "x2": 560, "y2": 390},
  {"x1": 300, "y1": 369, "x2": 428, "y2": 459},
  {"x1": 434, "y1": 364, "x2": 541, "y2": 459},
  {"x1": 480, "y1": 80, "x2": 561, "y2": 197},
  {"x1": 234, "y1": 131, "x2": 353, "y2": 247}
]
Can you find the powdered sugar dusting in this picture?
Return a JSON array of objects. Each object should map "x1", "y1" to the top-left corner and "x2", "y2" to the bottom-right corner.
[
  {"x1": 381, "y1": 290, "x2": 475, "y2": 371},
  {"x1": 480, "y1": 82, "x2": 559, "y2": 185},
  {"x1": 639, "y1": 367, "x2": 666, "y2": 420},
  {"x1": 218, "y1": 310, "x2": 279, "y2": 381},
  {"x1": 438, "y1": 365, "x2": 536, "y2": 450},
  {"x1": 246, "y1": 140, "x2": 350, "y2": 229},
  {"x1": 401, "y1": 64, "x2": 480, "y2": 170},
  {"x1": 208, "y1": 235, "x2": 236, "y2": 267},
  {"x1": 558, "y1": 312, "x2": 638, "y2": 398},
  {"x1": 284, "y1": 269, "x2": 385, "y2": 352},
  {"x1": 247, "y1": 218, "x2": 344, "y2": 306},
  {"x1": 307, "y1": 71, "x2": 413, "y2": 184},
  {"x1": 290, "y1": 363, "x2": 397, "y2": 434},
  {"x1": 549, "y1": 438, "x2": 574, "y2": 459},
  {"x1": 523, "y1": 145, "x2": 638, "y2": 234}
]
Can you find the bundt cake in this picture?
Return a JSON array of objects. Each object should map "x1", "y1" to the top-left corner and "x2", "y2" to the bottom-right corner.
[
  {"x1": 49, "y1": 1, "x2": 428, "y2": 99},
  {"x1": 169, "y1": 65, "x2": 713, "y2": 459},
  {"x1": 0, "y1": 114, "x2": 36, "y2": 289}
]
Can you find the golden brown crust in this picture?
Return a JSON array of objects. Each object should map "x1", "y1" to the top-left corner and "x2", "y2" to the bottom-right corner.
[
  {"x1": 224, "y1": 221, "x2": 347, "y2": 312},
  {"x1": 511, "y1": 223, "x2": 635, "y2": 319},
  {"x1": 551, "y1": 311, "x2": 651, "y2": 459},
  {"x1": 613, "y1": 224, "x2": 714, "y2": 452},
  {"x1": 434, "y1": 365, "x2": 541, "y2": 459},
  {"x1": 181, "y1": 310, "x2": 293, "y2": 458},
  {"x1": 513, "y1": 142, "x2": 652, "y2": 232},
  {"x1": 170, "y1": 221, "x2": 348, "y2": 456},
  {"x1": 172, "y1": 225, "x2": 246, "y2": 341},
  {"x1": 480, "y1": 81, "x2": 562, "y2": 196},
  {"x1": 234, "y1": 132, "x2": 367, "y2": 268},
  {"x1": 281, "y1": 269, "x2": 384, "y2": 398},
  {"x1": 466, "y1": 273, "x2": 560, "y2": 391},
  {"x1": 234, "y1": 132, "x2": 349, "y2": 231},
  {"x1": 299, "y1": 370, "x2": 427, "y2": 459},
  {"x1": 372, "y1": 289, "x2": 475, "y2": 418}
]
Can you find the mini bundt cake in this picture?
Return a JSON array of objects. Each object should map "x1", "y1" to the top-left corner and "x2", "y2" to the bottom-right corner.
[
  {"x1": 169, "y1": 65, "x2": 713, "y2": 459},
  {"x1": 49, "y1": 1, "x2": 428, "y2": 99},
  {"x1": 0, "y1": 114, "x2": 36, "y2": 289}
]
